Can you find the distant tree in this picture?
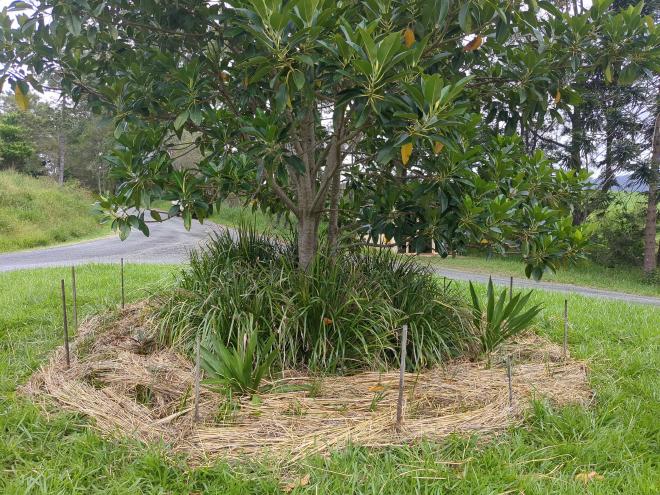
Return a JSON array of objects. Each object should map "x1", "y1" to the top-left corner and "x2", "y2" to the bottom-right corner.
[{"x1": 0, "y1": 112, "x2": 34, "y2": 171}]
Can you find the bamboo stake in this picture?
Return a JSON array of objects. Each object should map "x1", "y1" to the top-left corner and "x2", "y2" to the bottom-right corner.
[
  {"x1": 71, "y1": 266, "x2": 78, "y2": 331},
  {"x1": 509, "y1": 276, "x2": 513, "y2": 302},
  {"x1": 506, "y1": 355, "x2": 513, "y2": 408},
  {"x1": 396, "y1": 324, "x2": 408, "y2": 431},
  {"x1": 60, "y1": 279, "x2": 70, "y2": 368},
  {"x1": 194, "y1": 331, "x2": 201, "y2": 423},
  {"x1": 563, "y1": 299, "x2": 568, "y2": 359},
  {"x1": 120, "y1": 258, "x2": 125, "y2": 309}
]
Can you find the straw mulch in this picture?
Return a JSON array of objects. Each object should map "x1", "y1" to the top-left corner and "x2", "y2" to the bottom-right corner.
[{"x1": 22, "y1": 303, "x2": 592, "y2": 464}]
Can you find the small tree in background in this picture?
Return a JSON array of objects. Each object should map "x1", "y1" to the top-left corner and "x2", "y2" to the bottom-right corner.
[
  {"x1": 1, "y1": 0, "x2": 656, "y2": 275},
  {"x1": 0, "y1": 113, "x2": 34, "y2": 171}
]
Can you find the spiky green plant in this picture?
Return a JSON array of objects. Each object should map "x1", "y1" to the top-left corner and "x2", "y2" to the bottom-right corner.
[
  {"x1": 468, "y1": 277, "x2": 542, "y2": 362},
  {"x1": 200, "y1": 319, "x2": 278, "y2": 396}
]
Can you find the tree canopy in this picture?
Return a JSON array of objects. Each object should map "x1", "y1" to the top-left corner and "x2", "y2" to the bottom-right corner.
[{"x1": 1, "y1": 0, "x2": 657, "y2": 274}]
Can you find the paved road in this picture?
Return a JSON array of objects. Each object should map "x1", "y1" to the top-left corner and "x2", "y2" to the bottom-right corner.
[
  {"x1": 0, "y1": 217, "x2": 220, "y2": 271},
  {"x1": 1, "y1": 222, "x2": 658, "y2": 306},
  {"x1": 427, "y1": 265, "x2": 660, "y2": 307}
]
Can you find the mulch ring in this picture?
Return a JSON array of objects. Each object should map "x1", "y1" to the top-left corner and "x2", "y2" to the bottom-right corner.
[{"x1": 22, "y1": 302, "x2": 592, "y2": 465}]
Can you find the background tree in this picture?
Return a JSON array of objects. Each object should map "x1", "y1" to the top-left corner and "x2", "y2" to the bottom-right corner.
[
  {"x1": 1, "y1": 0, "x2": 656, "y2": 275},
  {"x1": 0, "y1": 112, "x2": 34, "y2": 171}
]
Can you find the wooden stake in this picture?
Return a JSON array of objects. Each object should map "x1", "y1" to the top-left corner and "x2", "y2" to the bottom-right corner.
[
  {"x1": 563, "y1": 299, "x2": 568, "y2": 359},
  {"x1": 60, "y1": 279, "x2": 70, "y2": 368},
  {"x1": 506, "y1": 354, "x2": 513, "y2": 408},
  {"x1": 509, "y1": 276, "x2": 513, "y2": 302},
  {"x1": 71, "y1": 266, "x2": 78, "y2": 331},
  {"x1": 396, "y1": 324, "x2": 408, "y2": 431},
  {"x1": 194, "y1": 331, "x2": 201, "y2": 423},
  {"x1": 120, "y1": 258, "x2": 125, "y2": 309}
]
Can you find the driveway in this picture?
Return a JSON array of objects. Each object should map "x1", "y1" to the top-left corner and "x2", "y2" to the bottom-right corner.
[{"x1": 1, "y1": 222, "x2": 659, "y2": 306}]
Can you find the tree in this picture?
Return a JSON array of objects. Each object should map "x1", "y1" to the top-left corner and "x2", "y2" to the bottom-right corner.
[
  {"x1": 0, "y1": 112, "x2": 33, "y2": 170},
  {"x1": 1, "y1": 0, "x2": 656, "y2": 273}
]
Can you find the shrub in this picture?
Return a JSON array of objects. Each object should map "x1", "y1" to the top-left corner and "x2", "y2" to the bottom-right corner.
[
  {"x1": 156, "y1": 226, "x2": 473, "y2": 371},
  {"x1": 589, "y1": 198, "x2": 646, "y2": 267},
  {"x1": 201, "y1": 319, "x2": 278, "y2": 396}
]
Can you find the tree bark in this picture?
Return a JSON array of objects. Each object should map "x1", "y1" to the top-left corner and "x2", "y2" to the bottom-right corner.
[
  {"x1": 297, "y1": 211, "x2": 320, "y2": 270},
  {"x1": 57, "y1": 100, "x2": 65, "y2": 185},
  {"x1": 642, "y1": 113, "x2": 659, "y2": 275},
  {"x1": 327, "y1": 166, "x2": 341, "y2": 254}
]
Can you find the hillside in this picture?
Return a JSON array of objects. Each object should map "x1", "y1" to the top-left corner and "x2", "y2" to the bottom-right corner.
[{"x1": 0, "y1": 170, "x2": 106, "y2": 253}]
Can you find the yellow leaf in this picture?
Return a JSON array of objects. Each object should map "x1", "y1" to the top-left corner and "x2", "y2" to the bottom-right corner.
[
  {"x1": 554, "y1": 90, "x2": 561, "y2": 104},
  {"x1": 433, "y1": 141, "x2": 444, "y2": 155},
  {"x1": 575, "y1": 471, "x2": 604, "y2": 484},
  {"x1": 463, "y1": 35, "x2": 483, "y2": 52},
  {"x1": 401, "y1": 142, "x2": 413, "y2": 165},
  {"x1": 14, "y1": 84, "x2": 29, "y2": 111},
  {"x1": 368, "y1": 384, "x2": 385, "y2": 392},
  {"x1": 403, "y1": 28, "x2": 415, "y2": 48}
]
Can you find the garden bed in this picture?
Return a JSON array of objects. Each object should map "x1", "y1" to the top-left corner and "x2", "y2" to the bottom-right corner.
[{"x1": 23, "y1": 303, "x2": 592, "y2": 465}]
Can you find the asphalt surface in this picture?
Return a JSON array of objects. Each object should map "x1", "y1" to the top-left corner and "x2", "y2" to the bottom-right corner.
[
  {"x1": 1, "y1": 220, "x2": 658, "y2": 306},
  {"x1": 427, "y1": 266, "x2": 660, "y2": 307},
  {"x1": 0, "y1": 217, "x2": 220, "y2": 271}
]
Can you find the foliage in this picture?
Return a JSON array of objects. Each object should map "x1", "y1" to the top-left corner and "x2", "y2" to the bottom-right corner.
[
  {"x1": 589, "y1": 197, "x2": 648, "y2": 267},
  {"x1": 201, "y1": 324, "x2": 278, "y2": 396},
  {"x1": 468, "y1": 278, "x2": 542, "y2": 359},
  {"x1": 0, "y1": 112, "x2": 33, "y2": 171},
  {"x1": 2, "y1": 0, "x2": 656, "y2": 272},
  {"x1": 354, "y1": 134, "x2": 591, "y2": 279},
  {"x1": 0, "y1": 95, "x2": 114, "y2": 189},
  {"x1": 156, "y1": 226, "x2": 473, "y2": 371},
  {"x1": 0, "y1": 170, "x2": 105, "y2": 252}
]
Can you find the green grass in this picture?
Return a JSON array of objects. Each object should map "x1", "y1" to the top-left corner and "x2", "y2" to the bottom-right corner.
[
  {"x1": 424, "y1": 254, "x2": 660, "y2": 297},
  {"x1": 0, "y1": 170, "x2": 107, "y2": 253},
  {"x1": 1, "y1": 264, "x2": 659, "y2": 493}
]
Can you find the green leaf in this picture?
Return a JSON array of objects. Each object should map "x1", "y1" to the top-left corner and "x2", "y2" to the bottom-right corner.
[
  {"x1": 292, "y1": 70, "x2": 305, "y2": 90},
  {"x1": 174, "y1": 110, "x2": 189, "y2": 131}
]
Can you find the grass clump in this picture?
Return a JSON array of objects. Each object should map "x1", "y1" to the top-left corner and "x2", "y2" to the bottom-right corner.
[
  {"x1": 0, "y1": 170, "x2": 106, "y2": 252},
  {"x1": 156, "y1": 227, "x2": 473, "y2": 372}
]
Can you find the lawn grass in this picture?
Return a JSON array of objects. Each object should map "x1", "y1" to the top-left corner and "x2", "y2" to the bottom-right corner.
[
  {"x1": 0, "y1": 170, "x2": 107, "y2": 253},
  {"x1": 425, "y1": 254, "x2": 660, "y2": 297},
  {"x1": 1, "y1": 264, "x2": 658, "y2": 493}
]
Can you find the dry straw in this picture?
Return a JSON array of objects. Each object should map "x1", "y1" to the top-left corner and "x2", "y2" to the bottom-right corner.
[{"x1": 22, "y1": 303, "x2": 591, "y2": 465}]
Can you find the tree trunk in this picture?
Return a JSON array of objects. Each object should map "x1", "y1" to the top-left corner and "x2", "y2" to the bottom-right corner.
[
  {"x1": 57, "y1": 100, "x2": 65, "y2": 185},
  {"x1": 327, "y1": 166, "x2": 341, "y2": 254},
  {"x1": 601, "y1": 112, "x2": 616, "y2": 192},
  {"x1": 297, "y1": 211, "x2": 320, "y2": 270},
  {"x1": 642, "y1": 113, "x2": 659, "y2": 275}
]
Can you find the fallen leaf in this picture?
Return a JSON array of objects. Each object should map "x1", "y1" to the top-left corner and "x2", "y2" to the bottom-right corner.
[
  {"x1": 575, "y1": 471, "x2": 604, "y2": 484},
  {"x1": 283, "y1": 474, "x2": 310, "y2": 492},
  {"x1": 463, "y1": 35, "x2": 483, "y2": 52},
  {"x1": 401, "y1": 142, "x2": 413, "y2": 165},
  {"x1": 323, "y1": 317, "x2": 333, "y2": 326},
  {"x1": 404, "y1": 27, "x2": 415, "y2": 48},
  {"x1": 368, "y1": 384, "x2": 385, "y2": 392},
  {"x1": 433, "y1": 141, "x2": 444, "y2": 154}
]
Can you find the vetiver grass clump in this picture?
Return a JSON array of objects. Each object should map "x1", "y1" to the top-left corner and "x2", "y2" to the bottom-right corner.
[{"x1": 156, "y1": 227, "x2": 474, "y2": 372}]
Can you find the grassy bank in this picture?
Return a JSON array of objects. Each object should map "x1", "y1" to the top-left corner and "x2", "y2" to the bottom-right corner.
[
  {"x1": 1, "y1": 264, "x2": 658, "y2": 493},
  {"x1": 0, "y1": 171, "x2": 106, "y2": 253}
]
